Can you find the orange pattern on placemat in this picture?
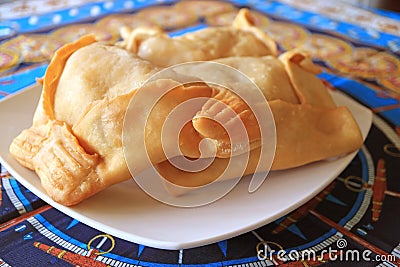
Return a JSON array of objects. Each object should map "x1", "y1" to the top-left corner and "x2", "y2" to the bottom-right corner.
[
  {"x1": 379, "y1": 74, "x2": 400, "y2": 94},
  {"x1": 0, "y1": 172, "x2": 11, "y2": 179},
  {"x1": 298, "y1": 34, "x2": 352, "y2": 61},
  {"x1": 0, "y1": 205, "x2": 51, "y2": 231},
  {"x1": 371, "y1": 158, "x2": 400, "y2": 203},
  {"x1": 51, "y1": 24, "x2": 117, "y2": 43},
  {"x1": 135, "y1": 5, "x2": 197, "y2": 30},
  {"x1": 205, "y1": 9, "x2": 271, "y2": 28},
  {"x1": 33, "y1": 242, "x2": 110, "y2": 267},
  {"x1": 372, "y1": 159, "x2": 387, "y2": 222},
  {"x1": 0, "y1": 34, "x2": 63, "y2": 63},
  {"x1": 328, "y1": 48, "x2": 400, "y2": 80},
  {"x1": 264, "y1": 21, "x2": 309, "y2": 51},
  {"x1": 372, "y1": 104, "x2": 400, "y2": 113}
]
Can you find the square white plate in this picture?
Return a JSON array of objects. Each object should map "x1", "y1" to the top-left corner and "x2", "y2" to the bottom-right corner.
[{"x1": 0, "y1": 84, "x2": 372, "y2": 249}]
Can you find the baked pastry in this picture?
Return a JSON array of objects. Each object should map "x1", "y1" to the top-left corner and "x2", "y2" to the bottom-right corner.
[
  {"x1": 9, "y1": 13, "x2": 363, "y2": 206},
  {"x1": 117, "y1": 9, "x2": 277, "y2": 67}
]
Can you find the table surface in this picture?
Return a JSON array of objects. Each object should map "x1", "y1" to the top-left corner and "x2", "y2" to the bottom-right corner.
[{"x1": 0, "y1": 0, "x2": 399, "y2": 266}]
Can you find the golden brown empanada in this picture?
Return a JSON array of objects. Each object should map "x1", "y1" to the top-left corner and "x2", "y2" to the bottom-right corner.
[{"x1": 9, "y1": 31, "x2": 363, "y2": 205}]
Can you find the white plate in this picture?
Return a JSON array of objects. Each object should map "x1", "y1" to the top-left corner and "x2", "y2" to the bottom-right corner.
[{"x1": 0, "y1": 84, "x2": 372, "y2": 249}]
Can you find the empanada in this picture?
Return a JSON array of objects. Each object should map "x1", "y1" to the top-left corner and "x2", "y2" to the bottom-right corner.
[
  {"x1": 9, "y1": 28, "x2": 363, "y2": 205},
  {"x1": 117, "y1": 9, "x2": 277, "y2": 67}
]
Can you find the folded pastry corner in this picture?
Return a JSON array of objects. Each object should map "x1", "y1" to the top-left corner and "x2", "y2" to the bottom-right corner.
[
  {"x1": 279, "y1": 50, "x2": 336, "y2": 108},
  {"x1": 232, "y1": 8, "x2": 278, "y2": 56},
  {"x1": 32, "y1": 121, "x2": 101, "y2": 206},
  {"x1": 33, "y1": 34, "x2": 97, "y2": 126},
  {"x1": 192, "y1": 85, "x2": 261, "y2": 158},
  {"x1": 10, "y1": 119, "x2": 102, "y2": 206},
  {"x1": 117, "y1": 25, "x2": 165, "y2": 53}
]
